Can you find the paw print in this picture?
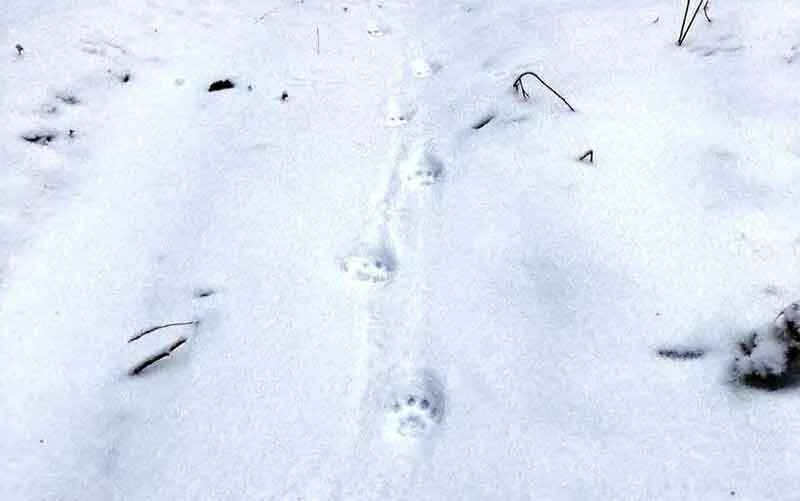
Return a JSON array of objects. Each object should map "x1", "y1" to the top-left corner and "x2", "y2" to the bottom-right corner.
[
  {"x1": 402, "y1": 155, "x2": 443, "y2": 188},
  {"x1": 385, "y1": 99, "x2": 414, "y2": 128},
  {"x1": 388, "y1": 392, "x2": 442, "y2": 438},
  {"x1": 385, "y1": 112, "x2": 412, "y2": 128},
  {"x1": 409, "y1": 58, "x2": 441, "y2": 79},
  {"x1": 405, "y1": 166, "x2": 442, "y2": 187},
  {"x1": 343, "y1": 254, "x2": 392, "y2": 283}
]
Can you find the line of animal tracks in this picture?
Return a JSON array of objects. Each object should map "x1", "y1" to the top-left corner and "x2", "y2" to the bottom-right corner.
[{"x1": 287, "y1": 6, "x2": 452, "y2": 499}]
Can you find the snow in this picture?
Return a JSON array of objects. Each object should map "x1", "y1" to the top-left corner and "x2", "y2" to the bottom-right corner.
[{"x1": 2, "y1": 0, "x2": 800, "y2": 499}]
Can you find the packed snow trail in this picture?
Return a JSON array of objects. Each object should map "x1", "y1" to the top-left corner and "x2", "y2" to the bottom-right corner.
[{"x1": 4, "y1": 0, "x2": 800, "y2": 500}]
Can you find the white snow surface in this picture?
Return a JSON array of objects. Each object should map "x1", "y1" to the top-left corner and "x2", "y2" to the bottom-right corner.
[{"x1": 2, "y1": 0, "x2": 800, "y2": 499}]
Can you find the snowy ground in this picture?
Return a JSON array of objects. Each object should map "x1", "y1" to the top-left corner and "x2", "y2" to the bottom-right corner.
[{"x1": 2, "y1": 0, "x2": 800, "y2": 499}]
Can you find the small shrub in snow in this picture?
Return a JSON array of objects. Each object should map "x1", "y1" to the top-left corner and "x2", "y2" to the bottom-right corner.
[{"x1": 733, "y1": 302, "x2": 800, "y2": 390}]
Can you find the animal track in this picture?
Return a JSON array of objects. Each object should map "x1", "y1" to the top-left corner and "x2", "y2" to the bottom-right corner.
[
  {"x1": 344, "y1": 255, "x2": 392, "y2": 283},
  {"x1": 366, "y1": 23, "x2": 391, "y2": 37},
  {"x1": 401, "y1": 150, "x2": 444, "y2": 188},
  {"x1": 343, "y1": 243, "x2": 396, "y2": 283},
  {"x1": 384, "y1": 97, "x2": 415, "y2": 128},
  {"x1": 385, "y1": 370, "x2": 444, "y2": 439},
  {"x1": 385, "y1": 109, "x2": 414, "y2": 127},
  {"x1": 21, "y1": 128, "x2": 60, "y2": 145},
  {"x1": 409, "y1": 58, "x2": 440, "y2": 79}
]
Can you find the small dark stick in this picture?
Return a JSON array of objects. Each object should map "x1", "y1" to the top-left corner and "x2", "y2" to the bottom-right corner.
[
  {"x1": 128, "y1": 321, "x2": 197, "y2": 343},
  {"x1": 513, "y1": 71, "x2": 575, "y2": 112},
  {"x1": 578, "y1": 150, "x2": 594, "y2": 163},
  {"x1": 657, "y1": 347, "x2": 706, "y2": 360},
  {"x1": 678, "y1": 0, "x2": 690, "y2": 44},
  {"x1": 15, "y1": 44, "x2": 23, "y2": 56},
  {"x1": 129, "y1": 337, "x2": 188, "y2": 375},
  {"x1": 472, "y1": 114, "x2": 494, "y2": 130},
  {"x1": 703, "y1": 0, "x2": 711, "y2": 23}
]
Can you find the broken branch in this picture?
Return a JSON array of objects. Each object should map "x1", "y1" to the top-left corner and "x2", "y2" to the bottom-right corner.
[
  {"x1": 129, "y1": 337, "x2": 188, "y2": 376},
  {"x1": 513, "y1": 71, "x2": 576, "y2": 112},
  {"x1": 128, "y1": 321, "x2": 197, "y2": 343}
]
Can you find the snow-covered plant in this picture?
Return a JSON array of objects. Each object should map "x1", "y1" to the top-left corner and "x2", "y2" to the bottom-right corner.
[{"x1": 733, "y1": 301, "x2": 800, "y2": 390}]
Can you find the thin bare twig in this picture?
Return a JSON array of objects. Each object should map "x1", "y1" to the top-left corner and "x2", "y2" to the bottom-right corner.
[
  {"x1": 657, "y1": 347, "x2": 706, "y2": 360},
  {"x1": 677, "y1": 0, "x2": 705, "y2": 46},
  {"x1": 512, "y1": 71, "x2": 576, "y2": 112},
  {"x1": 472, "y1": 114, "x2": 495, "y2": 130},
  {"x1": 678, "y1": 0, "x2": 690, "y2": 43},
  {"x1": 129, "y1": 337, "x2": 188, "y2": 375},
  {"x1": 128, "y1": 321, "x2": 197, "y2": 343},
  {"x1": 579, "y1": 150, "x2": 594, "y2": 163},
  {"x1": 703, "y1": 0, "x2": 712, "y2": 23}
]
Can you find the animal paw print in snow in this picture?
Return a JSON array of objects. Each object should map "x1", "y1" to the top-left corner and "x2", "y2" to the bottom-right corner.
[
  {"x1": 403, "y1": 154, "x2": 443, "y2": 188},
  {"x1": 389, "y1": 392, "x2": 441, "y2": 438},
  {"x1": 409, "y1": 58, "x2": 440, "y2": 79},
  {"x1": 344, "y1": 254, "x2": 392, "y2": 283},
  {"x1": 385, "y1": 110, "x2": 412, "y2": 128}
]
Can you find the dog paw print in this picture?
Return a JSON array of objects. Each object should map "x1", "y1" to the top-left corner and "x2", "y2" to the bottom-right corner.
[
  {"x1": 343, "y1": 254, "x2": 393, "y2": 283},
  {"x1": 402, "y1": 152, "x2": 444, "y2": 188},
  {"x1": 389, "y1": 393, "x2": 441, "y2": 438}
]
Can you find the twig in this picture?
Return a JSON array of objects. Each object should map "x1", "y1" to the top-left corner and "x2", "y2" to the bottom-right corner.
[
  {"x1": 472, "y1": 114, "x2": 495, "y2": 130},
  {"x1": 703, "y1": 0, "x2": 711, "y2": 23},
  {"x1": 129, "y1": 337, "x2": 188, "y2": 375},
  {"x1": 316, "y1": 27, "x2": 320, "y2": 55},
  {"x1": 512, "y1": 71, "x2": 575, "y2": 112},
  {"x1": 128, "y1": 321, "x2": 197, "y2": 343},
  {"x1": 677, "y1": 0, "x2": 704, "y2": 46},
  {"x1": 678, "y1": 0, "x2": 690, "y2": 44},
  {"x1": 657, "y1": 347, "x2": 706, "y2": 360},
  {"x1": 578, "y1": 150, "x2": 594, "y2": 163}
]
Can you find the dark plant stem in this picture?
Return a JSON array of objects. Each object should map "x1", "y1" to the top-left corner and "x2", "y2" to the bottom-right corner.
[
  {"x1": 128, "y1": 321, "x2": 197, "y2": 343},
  {"x1": 129, "y1": 337, "x2": 188, "y2": 375},
  {"x1": 677, "y1": 0, "x2": 705, "y2": 46},
  {"x1": 513, "y1": 71, "x2": 575, "y2": 112},
  {"x1": 703, "y1": 0, "x2": 711, "y2": 23},
  {"x1": 678, "y1": 0, "x2": 690, "y2": 44},
  {"x1": 579, "y1": 150, "x2": 594, "y2": 163}
]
